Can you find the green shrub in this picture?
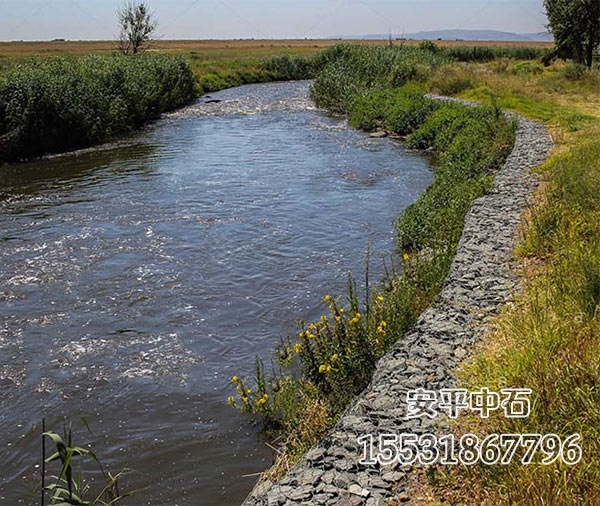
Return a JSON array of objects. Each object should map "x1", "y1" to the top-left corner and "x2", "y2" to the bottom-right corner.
[
  {"x1": 259, "y1": 54, "x2": 317, "y2": 81},
  {"x1": 399, "y1": 103, "x2": 514, "y2": 251},
  {"x1": 0, "y1": 53, "x2": 195, "y2": 162},
  {"x1": 513, "y1": 60, "x2": 544, "y2": 75},
  {"x1": 310, "y1": 44, "x2": 448, "y2": 113},
  {"x1": 444, "y1": 45, "x2": 548, "y2": 62},
  {"x1": 563, "y1": 62, "x2": 588, "y2": 81},
  {"x1": 349, "y1": 85, "x2": 440, "y2": 134},
  {"x1": 406, "y1": 103, "x2": 466, "y2": 149}
]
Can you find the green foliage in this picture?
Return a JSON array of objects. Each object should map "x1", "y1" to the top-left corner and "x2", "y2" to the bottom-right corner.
[
  {"x1": 444, "y1": 45, "x2": 548, "y2": 62},
  {"x1": 0, "y1": 53, "x2": 195, "y2": 161},
  {"x1": 310, "y1": 43, "x2": 547, "y2": 115},
  {"x1": 544, "y1": 0, "x2": 600, "y2": 68},
  {"x1": 398, "y1": 104, "x2": 514, "y2": 252},
  {"x1": 42, "y1": 421, "x2": 139, "y2": 505},
  {"x1": 419, "y1": 40, "x2": 441, "y2": 54},
  {"x1": 349, "y1": 85, "x2": 440, "y2": 133},
  {"x1": 457, "y1": 136, "x2": 600, "y2": 504},
  {"x1": 429, "y1": 65, "x2": 476, "y2": 95},
  {"x1": 513, "y1": 60, "x2": 545, "y2": 76},
  {"x1": 310, "y1": 44, "x2": 448, "y2": 113},
  {"x1": 258, "y1": 54, "x2": 317, "y2": 81},
  {"x1": 563, "y1": 61, "x2": 589, "y2": 80}
]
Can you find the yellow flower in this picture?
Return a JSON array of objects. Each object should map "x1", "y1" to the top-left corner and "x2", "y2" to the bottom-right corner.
[
  {"x1": 350, "y1": 312, "x2": 362, "y2": 324},
  {"x1": 403, "y1": 252, "x2": 410, "y2": 261},
  {"x1": 319, "y1": 364, "x2": 332, "y2": 373},
  {"x1": 256, "y1": 393, "x2": 269, "y2": 406},
  {"x1": 376, "y1": 295, "x2": 384, "y2": 303},
  {"x1": 306, "y1": 330, "x2": 315, "y2": 339},
  {"x1": 324, "y1": 294, "x2": 332, "y2": 302},
  {"x1": 295, "y1": 343, "x2": 302, "y2": 354},
  {"x1": 227, "y1": 396, "x2": 235, "y2": 405},
  {"x1": 231, "y1": 375, "x2": 239, "y2": 383},
  {"x1": 331, "y1": 353, "x2": 339, "y2": 361},
  {"x1": 246, "y1": 389, "x2": 252, "y2": 394},
  {"x1": 299, "y1": 331, "x2": 306, "y2": 339},
  {"x1": 334, "y1": 315, "x2": 341, "y2": 323}
]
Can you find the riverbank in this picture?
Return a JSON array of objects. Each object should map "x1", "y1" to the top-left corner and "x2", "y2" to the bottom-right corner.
[
  {"x1": 419, "y1": 60, "x2": 600, "y2": 505},
  {"x1": 0, "y1": 41, "x2": 550, "y2": 163},
  {"x1": 234, "y1": 45, "x2": 600, "y2": 504},
  {"x1": 229, "y1": 44, "x2": 519, "y2": 487},
  {"x1": 241, "y1": 105, "x2": 553, "y2": 506}
]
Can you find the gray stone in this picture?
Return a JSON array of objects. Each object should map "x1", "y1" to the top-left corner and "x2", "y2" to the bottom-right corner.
[
  {"x1": 252, "y1": 480, "x2": 273, "y2": 497},
  {"x1": 348, "y1": 484, "x2": 370, "y2": 498}
]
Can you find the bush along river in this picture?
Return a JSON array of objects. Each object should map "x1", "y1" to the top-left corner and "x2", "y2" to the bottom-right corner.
[{"x1": 0, "y1": 81, "x2": 433, "y2": 505}]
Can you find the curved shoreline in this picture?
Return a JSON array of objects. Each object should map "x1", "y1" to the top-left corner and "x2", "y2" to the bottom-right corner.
[{"x1": 242, "y1": 111, "x2": 554, "y2": 505}]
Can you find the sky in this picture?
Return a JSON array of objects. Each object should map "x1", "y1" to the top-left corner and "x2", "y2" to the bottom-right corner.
[{"x1": 1, "y1": 0, "x2": 549, "y2": 41}]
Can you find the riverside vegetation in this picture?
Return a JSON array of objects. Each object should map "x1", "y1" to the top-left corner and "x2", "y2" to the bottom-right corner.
[
  {"x1": 0, "y1": 50, "x2": 315, "y2": 162},
  {"x1": 0, "y1": 54, "x2": 195, "y2": 161},
  {"x1": 417, "y1": 53, "x2": 600, "y2": 504},
  {"x1": 0, "y1": 40, "x2": 549, "y2": 162}
]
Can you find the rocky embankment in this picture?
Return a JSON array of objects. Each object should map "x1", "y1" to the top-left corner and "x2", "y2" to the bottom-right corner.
[{"x1": 243, "y1": 108, "x2": 554, "y2": 506}]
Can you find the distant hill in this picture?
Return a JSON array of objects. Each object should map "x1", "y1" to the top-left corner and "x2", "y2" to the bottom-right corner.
[{"x1": 335, "y1": 29, "x2": 553, "y2": 43}]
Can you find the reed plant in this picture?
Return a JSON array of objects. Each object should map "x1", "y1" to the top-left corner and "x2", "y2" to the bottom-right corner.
[
  {"x1": 0, "y1": 53, "x2": 195, "y2": 161},
  {"x1": 40, "y1": 420, "x2": 140, "y2": 505}
]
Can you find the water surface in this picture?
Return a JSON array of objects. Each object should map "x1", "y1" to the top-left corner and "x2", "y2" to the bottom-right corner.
[{"x1": 0, "y1": 82, "x2": 432, "y2": 505}]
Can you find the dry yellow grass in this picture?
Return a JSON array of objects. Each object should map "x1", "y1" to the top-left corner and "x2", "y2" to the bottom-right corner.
[{"x1": 0, "y1": 38, "x2": 553, "y2": 58}]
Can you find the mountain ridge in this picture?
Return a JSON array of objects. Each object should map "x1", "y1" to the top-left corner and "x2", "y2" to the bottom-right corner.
[{"x1": 334, "y1": 29, "x2": 552, "y2": 42}]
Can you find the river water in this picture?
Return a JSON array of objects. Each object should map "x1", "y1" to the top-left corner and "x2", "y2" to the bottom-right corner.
[{"x1": 0, "y1": 81, "x2": 432, "y2": 505}]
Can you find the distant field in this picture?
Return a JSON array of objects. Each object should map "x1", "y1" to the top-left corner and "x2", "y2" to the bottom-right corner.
[{"x1": 0, "y1": 38, "x2": 553, "y2": 59}]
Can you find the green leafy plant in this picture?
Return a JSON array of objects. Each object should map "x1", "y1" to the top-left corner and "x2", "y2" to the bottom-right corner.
[{"x1": 41, "y1": 420, "x2": 141, "y2": 506}]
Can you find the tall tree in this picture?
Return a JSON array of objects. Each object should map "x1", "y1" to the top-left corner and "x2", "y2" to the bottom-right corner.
[
  {"x1": 544, "y1": 0, "x2": 600, "y2": 68},
  {"x1": 118, "y1": 1, "x2": 157, "y2": 55}
]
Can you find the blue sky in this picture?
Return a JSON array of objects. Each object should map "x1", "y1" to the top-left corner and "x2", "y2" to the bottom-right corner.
[{"x1": 1, "y1": 0, "x2": 549, "y2": 41}]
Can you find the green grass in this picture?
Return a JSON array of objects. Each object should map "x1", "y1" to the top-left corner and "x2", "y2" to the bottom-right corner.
[
  {"x1": 408, "y1": 56, "x2": 600, "y2": 506},
  {"x1": 445, "y1": 134, "x2": 600, "y2": 506},
  {"x1": 310, "y1": 44, "x2": 449, "y2": 113},
  {"x1": 190, "y1": 54, "x2": 316, "y2": 94}
]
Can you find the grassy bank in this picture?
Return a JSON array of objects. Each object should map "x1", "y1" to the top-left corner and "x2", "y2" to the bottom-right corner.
[
  {"x1": 413, "y1": 60, "x2": 600, "y2": 505},
  {"x1": 229, "y1": 44, "x2": 517, "y2": 478},
  {"x1": 0, "y1": 53, "x2": 195, "y2": 162}
]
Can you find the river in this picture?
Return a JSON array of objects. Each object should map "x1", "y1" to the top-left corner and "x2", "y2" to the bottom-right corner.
[{"x1": 0, "y1": 81, "x2": 432, "y2": 505}]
